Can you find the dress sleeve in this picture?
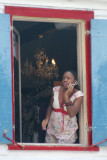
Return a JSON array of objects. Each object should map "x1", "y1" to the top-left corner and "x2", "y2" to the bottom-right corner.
[
  {"x1": 52, "y1": 86, "x2": 60, "y2": 109},
  {"x1": 74, "y1": 91, "x2": 84, "y2": 99},
  {"x1": 53, "y1": 86, "x2": 60, "y2": 92}
]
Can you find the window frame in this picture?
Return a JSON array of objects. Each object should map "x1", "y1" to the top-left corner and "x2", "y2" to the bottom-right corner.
[
  {"x1": 13, "y1": 17, "x2": 86, "y2": 145},
  {"x1": 5, "y1": 6, "x2": 98, "y2": 151}
]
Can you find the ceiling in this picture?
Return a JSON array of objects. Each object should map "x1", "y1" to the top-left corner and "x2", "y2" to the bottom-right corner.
[
  {"x1": 13, "y1": 21, "x2": 77, "y2": 80},
  {"x1": 13, "y1": 21, "x2": 76, "y2": 44}
]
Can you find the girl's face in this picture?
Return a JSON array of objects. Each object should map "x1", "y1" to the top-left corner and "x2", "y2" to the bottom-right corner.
[{"x1": 62, "y1": 72, "x2": 75, "y2": 89}]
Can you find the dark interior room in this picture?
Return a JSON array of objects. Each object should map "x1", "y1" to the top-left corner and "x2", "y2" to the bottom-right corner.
[{"x1": 13, "y1": 20, "x2": 77, "y2": 143}]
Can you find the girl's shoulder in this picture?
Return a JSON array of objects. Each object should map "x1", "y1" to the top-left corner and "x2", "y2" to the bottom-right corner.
[
  {"x1": 72, "y1": 90, "x2": 84, "y2": 99},
  {"x1": 53, "y1": 86, "x2": 61, "y2": 92}
]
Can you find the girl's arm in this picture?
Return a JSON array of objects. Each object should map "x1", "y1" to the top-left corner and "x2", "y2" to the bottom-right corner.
[{"x1": 64, "y1": 95, "x2": 83, "y2": 118}]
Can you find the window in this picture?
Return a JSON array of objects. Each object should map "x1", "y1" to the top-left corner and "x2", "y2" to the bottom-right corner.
[
  {"x1": 1, "y1": 6, "x2": 104, "y2": 150},
  {"x1": 13, "y1": 19, "x2": 85, "y2": 144}
]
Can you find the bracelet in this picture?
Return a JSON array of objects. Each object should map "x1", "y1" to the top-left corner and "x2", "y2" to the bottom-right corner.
[{"x1": 65, "y1": 101, "x2": 73, "y2": 106}]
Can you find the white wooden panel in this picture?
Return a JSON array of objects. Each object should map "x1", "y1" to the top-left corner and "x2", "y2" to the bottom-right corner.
[
  {"x1": 0, "y1": 146, "x2": 107, "y2": 160},
  {"x1": 0, "y1": 0, "x2": 107, "y2": 10},
  {"x1": 1, "y1": 0, "x2": 107, "y2": 19}
]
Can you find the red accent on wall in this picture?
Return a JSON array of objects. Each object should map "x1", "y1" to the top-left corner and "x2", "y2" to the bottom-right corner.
[
  {"x1": 8, "y1": 144, "x2": 99, "y2": 151},
  {"x1": 5, "y1": 6, "x2": 94, "y2": 21},
  {"x1": 3, "y1": 133, "x2": 22, "y2": 149},
  {"x1": 85, "y1": 19, "x2": 93, "y2": 146},
  {"x1": 5, "y1": 6, "x2": 94, "y2": 148}
]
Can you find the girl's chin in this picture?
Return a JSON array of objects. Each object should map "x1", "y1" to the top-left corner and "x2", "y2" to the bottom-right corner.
[{"x1": 63, "y1": 84, "x2": 68, "y2": 89}]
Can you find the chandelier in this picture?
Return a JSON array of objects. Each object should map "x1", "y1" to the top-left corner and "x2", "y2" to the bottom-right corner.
[
  {"x1": 22, "y1": 35, "x2": 59, "y2": 80},
  {"x1": 21, "y1": 59, "x2": 35, "y2": 77},
  {"x1": 34, "y1": 49, "x2": 59, "y2": 79},
  {"x1": 34, "y1": 34, "x2": 59, "y2": 79}
]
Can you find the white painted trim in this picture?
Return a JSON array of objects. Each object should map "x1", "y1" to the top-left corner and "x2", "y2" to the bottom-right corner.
[
  {"x1": 77, "y1": 20, "x2": 88, "y2": 146},
  {"x1": 18, "y1": 143, "x2": 82, "y2": 146},
  {"x1": 0, "y1": 145, "x2": 107, "y2": 158},
  {"x1": 0, "y1": 0, "x2": 107, "y2": 10},
  {"x1": 1, "y1": 0, "x2": 107, "y2": 19},
  {"x1": 13, "y1": 27, "x2": 22, "y2": 142},
  {"x1": 94, "y1": 9, "x2": 107, "y2": 19},
  {"x1": 0, "y1": 3, "x2": 4, "y2": 13},
  {"x1": 13, "y1": 16, "x2": 83, "y2": 23},
  {"x1": 1, "y1": 1, "x2": 107, "y2": 19}
]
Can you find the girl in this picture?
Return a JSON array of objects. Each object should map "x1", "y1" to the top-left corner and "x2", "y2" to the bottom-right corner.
[{"x1": 42, "y1": 70, "x2": 84, "y2": 144}]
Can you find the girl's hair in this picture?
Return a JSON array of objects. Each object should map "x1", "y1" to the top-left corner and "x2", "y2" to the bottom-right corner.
[{"x1": 64, "y1": 70, "x2": 80, "y2": 90}]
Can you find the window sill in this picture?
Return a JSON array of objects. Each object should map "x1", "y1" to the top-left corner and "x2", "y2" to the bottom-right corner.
[{"x1": 8, "y1": 144, "x2": 99, "y2": 151}]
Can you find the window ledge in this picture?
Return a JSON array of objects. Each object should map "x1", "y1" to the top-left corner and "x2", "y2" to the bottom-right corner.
[{"x1": 8, "y1": 144, "x2": 99, "y2": 151}]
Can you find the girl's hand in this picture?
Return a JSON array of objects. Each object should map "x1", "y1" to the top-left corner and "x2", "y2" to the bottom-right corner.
[
  {"x1": 42, "y1": 119, "x2": 48, "y2": 130},
  {"x1": 64, "y1": 83, "x2": 74, "y2": 97}
]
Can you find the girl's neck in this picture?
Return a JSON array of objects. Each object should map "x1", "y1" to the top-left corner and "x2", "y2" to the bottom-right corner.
[{"x1": 63, "y1": 86, "x2": 75, "y2": 92}]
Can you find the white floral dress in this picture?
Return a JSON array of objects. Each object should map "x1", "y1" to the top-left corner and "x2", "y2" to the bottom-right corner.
[{"x1": 45, "y1": 86, "x2": 84, "y2": 144}]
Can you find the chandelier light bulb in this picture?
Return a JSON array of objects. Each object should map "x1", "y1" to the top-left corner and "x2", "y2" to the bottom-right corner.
[
  {"x1": 46, "y1": 57, "x2": 49, "y2": 63},
  {"x1": 51, "y1": 58, "x2": 56, "y2": 65}
]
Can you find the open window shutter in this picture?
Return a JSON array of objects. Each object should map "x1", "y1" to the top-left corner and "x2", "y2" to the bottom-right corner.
[
  {"x1": 0, "y1": 14, "x2": 12, "y2": 143},
  {"x1": 91, "y1": 19, "x2": 107, "y2": 146}
]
